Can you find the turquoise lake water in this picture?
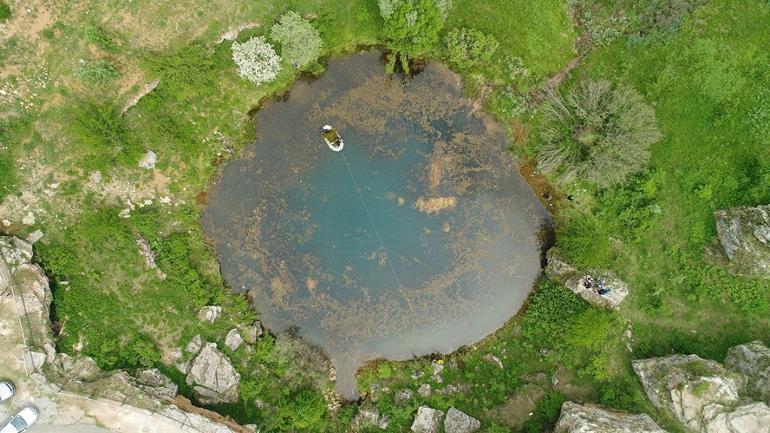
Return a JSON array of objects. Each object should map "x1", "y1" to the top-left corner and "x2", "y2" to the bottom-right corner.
[{"x1": 201, "y1": 51, "x2": 549, "y2": 399}]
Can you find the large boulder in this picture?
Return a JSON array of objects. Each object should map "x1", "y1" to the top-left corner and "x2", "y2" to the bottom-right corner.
[
  {"x1": 715, "y1": 204, "x2": 770, "y2": 276},
  {"x1": 632, "y1": 354, "x2": 743, "y2": 431},
  {"x1": 351, "y1": 403, "x2": 389, "y2": 430},
  {"x1": 545, "y1": 248, "x2": 628, "y2": 310},
  {"x1": 725, "y1": 341, "x2": 770, "y2": 404},
  {"x1": 633, "y1": 351, "x2": 770, "y2": 433},
  {"x1": 554, "y1": 401, "x2": 667, "y2": 433},
  {"x1": 411, "y1": 406, "x2": 444, "y2": 433},
  {"x1": 186, "y1": 343, "x2": 241, "y2": 404},
  {"x1": 702, "y1": 402, "x2": 770, "y2": 433},
  {"x1": 444, "y1": 407, "x2": 480, "y2": 433}
]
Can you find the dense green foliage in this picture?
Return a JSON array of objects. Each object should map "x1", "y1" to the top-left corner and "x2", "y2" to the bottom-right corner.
[
  {"x1": 83, "y1": 24, "x2": 119, "y2": 52},
  {"x1": 537, "y1": 79, "x2": 661, "y2": 188},
  {"x1": 444, "y1": 27, "x2": 499, "y2": 70},
  {"x1": 379, "y1": 0, "x2": 447, "y2": 71},
  {"x1": 0, "y1": 2, "x2": 10, "y2": 22},
  {"x1": 74, "y1": 59, "x2": 119, "y2": 82},
  {"x1": 270, "y1": 11, "x2": 323, "y2": 68}
]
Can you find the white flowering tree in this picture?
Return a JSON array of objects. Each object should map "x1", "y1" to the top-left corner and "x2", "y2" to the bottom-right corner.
[{"x1": 231, "y1": 36, "x2": 281, "y2": 85}]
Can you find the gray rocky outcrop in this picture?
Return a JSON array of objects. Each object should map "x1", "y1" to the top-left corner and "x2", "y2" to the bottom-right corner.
[
  {"x1": 198, "y1": 305, "x2": 222, "y2": 322},
  {"x1": 0, "y1": 234, "x2": 247, "y2": 433},
  {"x1": 444, "y1": 407, "x2": 480, "y2": 433},
  {"x1": 555, "y1": 401, "x2": 667, "y2": 433},
  {"x1": 242, "y1": 321, "x2": 262, "y2": 344},
  {"x1": 411, "y1": 406, "x2": 444, "y2": 433},
  {"x1": 633, "y1": 343, "x2": 770, "y2": 433},
  {"x1": 138, "y1": 151, "x2": 157, "y2": 169},
  {"x1": 715, "y1": 204, "x2": 770, "y2": 276},
  {"x1": 351, "y1": 403, "x2": 389, "y2": 430},
  {"x1": 545, "y1": 248, "x2": 628, "y2": 310},
  {"x1": 225, "y1": 328, "x2": 243, "y2": 351},
  {"x1": 725, "y1": 341, "x2": 770, "y2": 404},
  {"x1": 395, "y1": 389, "x2": 415, "y2": 405},
  {"x1": 186, "y1": 343, "x2": 241, "y2": 404}
]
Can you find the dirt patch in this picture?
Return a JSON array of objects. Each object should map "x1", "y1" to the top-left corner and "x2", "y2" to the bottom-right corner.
[
  {"x1": 492, "y1": 383, "x2": 547, "y2": 428},
  {"x1": 174, "y1": 396, "x2": 252, "y2": 433}
]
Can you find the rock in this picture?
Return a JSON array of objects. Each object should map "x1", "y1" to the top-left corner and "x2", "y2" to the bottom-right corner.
[
  {"x1": 444, "y1": 407, "x2": 480, "y2": 433},
  {"x1": 22, "y1": 211, "x2": 35, "y2": 225},
  {"x1": 136, "y1": 236, "x2": 157, "y2": 269},
  {"x1": 242, "y1": 321, "x2": 263, "y2": 344},
  {"x1": 432, "y1": 360, "x2": 445, "y2": 382},
  {"x1": 134, "y1": 368, "x2": 178, "y2": 401},
  {"x1": 186, "y1": 335, "x2": 203, "y2": 353},
  {"x1": 224, "y1": 328, "x2": 243, "y2": 351},
  {"x1": 138, "y1": 151, "x2": 157, "y2": 169},
  {"x1": 702, "y1": 402, "x2": 770, "y2": 433},
  {"x1": 122, "y1": 79, "x2": 160, "y2": 114},
  {"x1": 395, "y1": 389, "x2": 415, "y2": 405},
  {"x1": 554, "y1": 401, "x2": 667, "y2": 433},
  {"x1": 26, "y1": 230, "x2": 43, "y2": 244},
  {"x1": 545, "y1": 248, "x2": 629, "y2": 310},
  {"x1": 352, "y1": 403, "x2": 389, "y2": 430},
  {"x1": 186, "y1": 343, "x2": 241, "y2": 404},
  {"x1": 418, "y1": 383, "x2": 432, "y2": 397},
  {"x1": 482, "y1": 353, "x2": 504, "y2": 369},
  {"x1": 715, "y1": 204, "x2": 770, "y2": 276},
  {"x1": 198, "y1": 305, "x2": 222, "y2": 323},
  {"x1": 725, "y1": 341, "x2": 770, "y2": 404},
  {"x1": 411, "y1": 406, "x2": 444, "y2": 433},
  {"x1": 632, "y1": 353, "x2": 762, "y2": 433},
  {"x1": 1, "y1": 236, "x2": 55, "y2": 364}
]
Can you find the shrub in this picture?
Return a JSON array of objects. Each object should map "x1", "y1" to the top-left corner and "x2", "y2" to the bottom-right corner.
[
  {"x1": 270, "y1": 11, "x2": 323, "y2": 68},
  {"x1": 537, "y1": 80, "x2": 661, "y2": 188},
  {"x1": 444, "y1": 27, "x2": 499, "y2": 71},
  {"x1": 231, "y1": 36, "x2": 281, "y2": 85},
  {"x1": 70, "y1": 101, "x2": 142, "y2": 165},
  {"x1": 0, "y1": 2, "x2": 10, "y2": 22},
  {"x1": 83, "y1": 24, "x2": 118, "y2": 52},
  {"x1": 74, "y1": 59, "x2": 119, "y2": 82}
]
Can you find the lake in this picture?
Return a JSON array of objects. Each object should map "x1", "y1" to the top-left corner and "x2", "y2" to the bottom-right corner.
[{"x1": 201, "y1": 51, "x2": 549, "y2": 399}]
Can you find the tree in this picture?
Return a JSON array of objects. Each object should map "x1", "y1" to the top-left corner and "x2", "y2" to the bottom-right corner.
[
  {"x1": 270, "y1": 11, "x2": 323, "y2": 68},
  {"x1": 379, "y1": 0, "x2": 450, "y2": 71},
  {"x1": 444, "y1": 27, "x2": 499, "y2": 70},
  {"x1": 537, "y1": 80, "x2": 661, "y2": 188},
  {"x1": 231, "y1": 36, "x2": 281, "y2": 85}
]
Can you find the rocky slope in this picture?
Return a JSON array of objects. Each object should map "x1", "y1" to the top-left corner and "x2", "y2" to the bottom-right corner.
[
  {"x1": 633, "y1": 342, "x2": 770, "y2": 433},
  {"x1": 554, "y1": 401, "x2": 667, "y2": 433},
  {"x1": 715, "y1": 204, "x2": 770, "y2": 276},
  {"x1": 0, "y1": 234, "x2": 249, "y2": 433}
]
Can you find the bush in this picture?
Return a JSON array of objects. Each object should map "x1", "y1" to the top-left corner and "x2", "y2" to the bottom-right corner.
[
  {"x1": 537, "y1": 80, "x2": 661, "y2": 188},
  {"x1": 444, "y1": 27, "x2": 499, "y2": 70},
  {"x1": 74, "y1": 59, "x2": 119, "y2": 82},
  {"x1": 270, "y1": 11, "x2": 323, "y2": 68},
  {"x1": 231, "y1": 36, "x2": 281, "y2": 85},
  {"x1": 0, "y1": 2, "x2": 10, "y2": 22},
  {"x1": 70, "y1": 101, "x2": 142, "y2": 165},
  {"x1": 83, "y1": 24, "x2": 118, "y2": 52}
]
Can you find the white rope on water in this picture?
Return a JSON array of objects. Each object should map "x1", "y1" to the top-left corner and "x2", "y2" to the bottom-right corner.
[{"x1": 340, "y1": 152, "x2": 404, "y2": 290}]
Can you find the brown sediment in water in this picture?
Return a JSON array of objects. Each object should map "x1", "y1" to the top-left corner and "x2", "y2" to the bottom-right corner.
[
  {"x1": 414, "y1": 196, "x2": 457, "y2": 214},
  {"x1": 201, "y1": 50, "x2": 551, "y2": 400}
]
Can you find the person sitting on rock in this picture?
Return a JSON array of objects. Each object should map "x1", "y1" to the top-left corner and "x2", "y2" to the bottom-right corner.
[{"x1": 582, "y1": 275, "x2": 593, "y2": 289}]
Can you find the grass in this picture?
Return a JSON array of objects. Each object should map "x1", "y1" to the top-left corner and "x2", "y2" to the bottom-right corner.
[{"x1": 2, "y1": 0, "x2": 769, "y2": 432}]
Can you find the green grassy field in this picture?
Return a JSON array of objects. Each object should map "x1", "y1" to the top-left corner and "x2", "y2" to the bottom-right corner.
[{"x1": 1, "y1": 0, "x2": 769, "y2": 431}]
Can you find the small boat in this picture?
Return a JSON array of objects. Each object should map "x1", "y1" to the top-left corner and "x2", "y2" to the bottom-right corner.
[{"x1": 321, "y1": 125, "x2": 344, "y2": 152}]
